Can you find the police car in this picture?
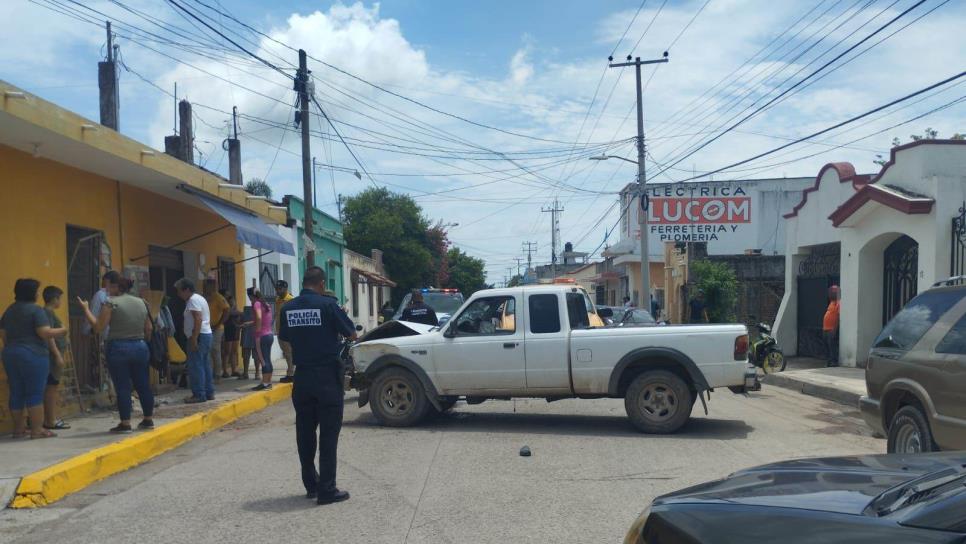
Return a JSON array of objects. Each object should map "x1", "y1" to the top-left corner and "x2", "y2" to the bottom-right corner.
[{"x1": 391, "y1": 288, "x2": 464, "y2": 326}]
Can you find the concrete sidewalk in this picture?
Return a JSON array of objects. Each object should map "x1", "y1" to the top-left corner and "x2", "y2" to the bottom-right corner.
[
  {"x1": 0, "y1": 373, "x2": 291, "y2": 508},
  {"x1": 761, "y1": 358, "x2": 867, "y2": 408}
]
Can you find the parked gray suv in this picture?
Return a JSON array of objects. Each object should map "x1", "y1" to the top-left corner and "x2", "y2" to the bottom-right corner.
[{"x1": 861, "y1": 279, "x2": 966, "y2": 453}]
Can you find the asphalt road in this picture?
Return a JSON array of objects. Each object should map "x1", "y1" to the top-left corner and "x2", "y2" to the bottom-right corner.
[{"x1": 1, "y1": 386, "x2": 883, "y2": 544}]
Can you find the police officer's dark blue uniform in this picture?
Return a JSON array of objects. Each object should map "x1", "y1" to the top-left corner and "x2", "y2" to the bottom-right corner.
[{"x1": 278, "y1": 266, "x2": 356, "y2": 505}]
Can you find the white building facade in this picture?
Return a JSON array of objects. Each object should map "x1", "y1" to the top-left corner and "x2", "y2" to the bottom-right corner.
[
  {"x1": 241, "y1": 223, "x2": 299, "y2": 362},
  {"x1": 607, "y1": 177, "x2": 813, "y2": 304},
  {"x1": 773, "y1": 140, "x2": 966, "y2": 367},
  {"x1": 343, "y1": 248, "x2": 395, "y2": 333}
]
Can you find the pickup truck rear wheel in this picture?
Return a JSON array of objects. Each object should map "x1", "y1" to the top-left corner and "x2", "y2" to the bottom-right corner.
[
  {"x1": 624, "y1": 370, "x2": 692, "y2": 434},
  {"x1": 370, "y1": 368, "x2": 430, "y2": 427}
]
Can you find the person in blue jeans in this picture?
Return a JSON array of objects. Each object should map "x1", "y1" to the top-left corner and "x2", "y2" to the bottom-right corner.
[
  {"x1": 175, "y1": 278, "x2": 214, "y2": 403},
  {"x1": 78, "y1": 272, "x2": 155, "y2": 433},
  {"x1": 1, "y1": 278, "x2": 68, "y2": 439}
]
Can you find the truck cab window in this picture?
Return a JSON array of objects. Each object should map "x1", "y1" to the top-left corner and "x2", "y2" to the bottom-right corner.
[
  {"x1": 452, "y1": 296, "x2": 516, "y2": 335},
  {"x1": 567, "y1": 292, "x2": 590, "y2": 329},
  {"x1": 529, "y1": 294, "x2": 561, "y2": 334}
]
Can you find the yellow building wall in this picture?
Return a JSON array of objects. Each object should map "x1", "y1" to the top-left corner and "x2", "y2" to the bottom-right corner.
[{"x1": 0, "y1": 145, "x2": 246, "y2": 431}]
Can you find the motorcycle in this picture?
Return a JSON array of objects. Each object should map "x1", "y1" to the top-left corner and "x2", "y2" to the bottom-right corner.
[{"x1": 750, "y1": 321, "x2": 785, "y2": 373}]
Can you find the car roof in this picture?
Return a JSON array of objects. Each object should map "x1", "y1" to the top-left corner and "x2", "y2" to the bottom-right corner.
[{"x1": 480, "y1": 285, "x2": 583, "y2": 297}]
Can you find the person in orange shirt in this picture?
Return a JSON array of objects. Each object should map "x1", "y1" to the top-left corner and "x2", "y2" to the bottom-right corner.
[{"x1": 823, "y1": 285, "x2": 841, "y2": 367}]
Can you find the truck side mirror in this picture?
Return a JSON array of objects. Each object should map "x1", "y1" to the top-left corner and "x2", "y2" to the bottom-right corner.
[
  {"x1": 443, "y1": 325, "x2": 456, "y2": 338},
  {"x1": 597, "y1": 307, "x2": 613, "y2": 319}
]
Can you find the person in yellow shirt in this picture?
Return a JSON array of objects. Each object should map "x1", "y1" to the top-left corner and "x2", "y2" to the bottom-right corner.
[
  {"x1": 204, "y1": 279, "x2": 231, "y2": 381},
  {"x1": 275, "y1": 280, "x2": 296, "y2": 383}
]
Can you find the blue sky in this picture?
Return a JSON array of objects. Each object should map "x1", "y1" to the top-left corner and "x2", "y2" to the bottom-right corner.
[{"x1": 4, "y1": 1, "x2": 965, "y2": 281}]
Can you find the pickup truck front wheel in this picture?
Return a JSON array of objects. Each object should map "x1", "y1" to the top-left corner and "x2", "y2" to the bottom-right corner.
[
  {"x1": 370, "y1": 368, "x2": 430, "y2": 427},
  {"x1": 624, "y1": 370, "x2": 692, "y2": 434}
]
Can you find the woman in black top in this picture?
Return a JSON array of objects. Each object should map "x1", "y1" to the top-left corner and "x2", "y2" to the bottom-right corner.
[{"x1": 0, "y1": 279, "x2": 68, "y2": 439}]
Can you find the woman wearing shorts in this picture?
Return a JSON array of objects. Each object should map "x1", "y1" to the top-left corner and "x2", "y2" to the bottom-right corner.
[
  {"x1": 222, "y1": 294, "x2": 241, "y2": 378},
  {"x1": 248, "y1": 287, "x2": 274, "y2": 391}
]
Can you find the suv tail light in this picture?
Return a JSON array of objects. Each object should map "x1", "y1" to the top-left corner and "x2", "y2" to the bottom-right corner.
[{"x1": 734, "y1": 334, "x2": 749, "y2": 361}]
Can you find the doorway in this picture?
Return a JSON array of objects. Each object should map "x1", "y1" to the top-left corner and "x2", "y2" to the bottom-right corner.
[
  {"x1": 796, "y1": 243, "x2": 840, "y2": 358},
  {"x1": 149, "y1": 246, "x2": 186, "y2": 345},
  {"x1": 883, "y1": 235, "x2": 919, "y2": 325}
]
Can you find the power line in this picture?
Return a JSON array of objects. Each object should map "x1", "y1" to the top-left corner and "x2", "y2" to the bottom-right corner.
[
  {"x1": 652, "y1": 0, "x2": 930, "y2": 176},
  {"x1": 668, "y1": 71, "x2": 966, "y2": 182}
]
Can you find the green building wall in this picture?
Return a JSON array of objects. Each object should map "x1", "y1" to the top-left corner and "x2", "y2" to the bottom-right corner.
[{"x1": 284, "y1": 196, "x2": 346, "y2": 302}]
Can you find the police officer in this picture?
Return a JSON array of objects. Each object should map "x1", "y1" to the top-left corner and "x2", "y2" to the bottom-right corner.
[
  {"x1": 278, "y1": 266, "x2": 357, "y2": 505},
  {"x1": 400, "y1": 290, "x2": 439, "y2": 326}
]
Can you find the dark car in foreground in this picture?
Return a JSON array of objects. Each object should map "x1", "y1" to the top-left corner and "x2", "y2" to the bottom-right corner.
[
  {"x1": 860, "y1": 279, "x2": 966, "y2": 453},
  {"x1": 625, "y1": 452, "x2": 966, "y2": 543}
]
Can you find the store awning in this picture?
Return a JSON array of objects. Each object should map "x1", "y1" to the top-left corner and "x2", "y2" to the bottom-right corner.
[
  {"x1": 194, "y1": 192, "x2": 295, "y2": 256},
  {"x1": 351, "y1": 268, "x2": 396, "y2": 287}
]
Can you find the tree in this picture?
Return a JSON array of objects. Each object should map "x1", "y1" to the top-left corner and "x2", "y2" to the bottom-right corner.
[
  {"x1": 446, "y1": 248, "x2": 488, "y2": 296},
  {"x1": 245, "y1": 178, "x2": 272, "y2": 199},
  {"x1": 426, "y1": 221, "x2": 451, "y2": 287},
  {"x1": 874, "y1": 128, "x2": 962, "y2": 165},
  {"x1": 507, "y1": 274, "x2": 524, "y2": 287},
  {"x1": 342, "y1": 187, "x2": 432, "y2": 303},
  {"x1": 690, "y1": 260, "x2": 738, "y2": 323}
]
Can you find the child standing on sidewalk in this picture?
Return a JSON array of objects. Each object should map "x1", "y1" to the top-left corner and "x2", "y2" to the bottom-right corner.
[{"x1": 42, "y1": 286, "x2": 70, "y2": 431}]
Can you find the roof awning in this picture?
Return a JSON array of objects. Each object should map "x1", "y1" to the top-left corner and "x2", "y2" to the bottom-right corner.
[
  {"x1": 193, "y1": 192, "x2": 295, "y2": 256},
  {"x1": 351, "y1": 268, "x2": 396, "y2": 287}
]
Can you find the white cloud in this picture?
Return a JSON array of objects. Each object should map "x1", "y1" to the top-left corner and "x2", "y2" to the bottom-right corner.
[{"x1": 3, "y1": 0, "x2": 966, "y2": 280}]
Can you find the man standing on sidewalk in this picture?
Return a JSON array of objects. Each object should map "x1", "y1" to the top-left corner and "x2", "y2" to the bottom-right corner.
[
  {"x1": 275, "y1": 280, "x2": 295, "y2": 384},
  {"x1": 823, "y1": 285, "x2": 841, "y2": 367},
  {"x1": 204, "y1": 279, "x2": 230, "y2": 381},
  {"x1": 176, "y1": 278, "x2": 214, "y2": 403},
  {"x1": 278, "y1": 266, "x2": 357, "y2": 505}
]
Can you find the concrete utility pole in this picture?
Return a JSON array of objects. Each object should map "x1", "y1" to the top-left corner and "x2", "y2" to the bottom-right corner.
[
  {"x1": 542, "y1": 200, "x2": 564, "y2": 279},
  {"x1": 296, "y1": 49, "x2": 315, "y2": 266},
  {"x1": 178, "y1": 100, "x2": 194, "y2": 164},
  {"x1": 608, "y1": 53, "x2": 668, "y2": 307},
  {"x1": 226, "y1": 106, "x2": 242, "y2": 185},
  {"x1": 97, "y1": 21, "x2": 119, "y2": 131},
  {"x1": 514, "y1": 257, "x2": 524, "y2": 278}
]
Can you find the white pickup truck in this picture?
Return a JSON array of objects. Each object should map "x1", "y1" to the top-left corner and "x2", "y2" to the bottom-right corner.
[{"x1": 349, "y1": 284, "x2": 758, "y2": 433}]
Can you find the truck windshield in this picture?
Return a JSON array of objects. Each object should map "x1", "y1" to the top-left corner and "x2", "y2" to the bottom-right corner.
[{"x1": 397, "y1": 292, "x2": 465, "y2": 316}]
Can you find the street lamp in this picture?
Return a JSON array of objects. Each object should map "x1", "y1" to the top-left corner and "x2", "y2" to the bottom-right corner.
[
  {"x1": 590, "y1": 154, "x2": 639, "y2": 165},
  {"x1": 589, "y1": 154, "x2": 650, "y2": 309}
]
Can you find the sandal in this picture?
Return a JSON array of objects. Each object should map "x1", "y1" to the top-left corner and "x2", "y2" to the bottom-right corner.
[
  {"x1": 44, "y1": 419, "x2": 71, "y2": 430},
  {"x1": 30, "y1": 429, "x2": 56, "y2": 439}
]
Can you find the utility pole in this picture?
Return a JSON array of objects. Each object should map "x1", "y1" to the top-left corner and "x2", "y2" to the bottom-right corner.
[
  {"x1": 296, "y1": 49, "x2": 315, "y2": 266},
  {"x1": 522, "y1": 241, "x2": 537, "y2": 273},
  {"x1": 227, "y1": 106, "x2": 242, "y2": 185},
  {"x1": 97, "y1": 21, "x2": 119, "y2": 131},
  {"x1": 541, "y1": 199, "x2": 564, "y2": 279},
  {"x1": 514, "y1": 257, "x2": 524, "y2": 278},
  {"x1": 609, "y1": 52, "x2": 668, "y2": 307}
]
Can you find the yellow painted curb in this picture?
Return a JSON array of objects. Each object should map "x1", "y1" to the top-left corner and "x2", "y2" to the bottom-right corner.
[{"x1": 10, "y1": 383, "x2": 293, "y2": 508}]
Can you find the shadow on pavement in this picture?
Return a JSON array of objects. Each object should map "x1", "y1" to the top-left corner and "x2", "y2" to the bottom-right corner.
[
  {"x1": 242, "y1": 494, "x2": 319, "y2": 513},
  {"x1": 344, "y1": 410, "x2": 753, "y2": 440}
]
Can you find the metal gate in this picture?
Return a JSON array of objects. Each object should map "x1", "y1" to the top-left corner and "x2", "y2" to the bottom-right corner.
[
  {"x1": 883, "y1": 235, "x2": 918, "y2": 325},
  {"x1": 796, "y1": 244, "x2": 840, "y2": 358},
  {"x1": 951, "y1": 202, "x2": 966, "y2": 277}
]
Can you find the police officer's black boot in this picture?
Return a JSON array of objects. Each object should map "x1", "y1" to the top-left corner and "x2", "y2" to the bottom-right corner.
[{"x1": 316, "y1": 488, "x2": 349, "y2": 505}]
